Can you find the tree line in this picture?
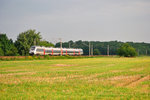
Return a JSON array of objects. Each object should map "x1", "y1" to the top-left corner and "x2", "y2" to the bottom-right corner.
[
  {"x1": 55, "y1": 41, "x2": 150, "y2": 56},
  {"x1": 0, "y1": 29, "x2": 54, "y2": 56},
  {"x1": 0, "y1": 29, "x2": 150, "y2": 56}
]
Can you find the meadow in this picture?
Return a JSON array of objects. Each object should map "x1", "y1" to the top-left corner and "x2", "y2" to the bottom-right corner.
[{"x1": 0, "y1": 57, "x2": 150, "y2": 100}]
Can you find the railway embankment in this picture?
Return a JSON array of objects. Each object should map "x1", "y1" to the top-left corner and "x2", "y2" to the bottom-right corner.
[{"x1": 0, "y1": 55, "x2": 116, "y2": 61}]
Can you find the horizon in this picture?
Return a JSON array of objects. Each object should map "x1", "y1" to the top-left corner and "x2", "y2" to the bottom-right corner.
[{"x1": 1, "y1": 32, "x2": 150, "y2": 44}]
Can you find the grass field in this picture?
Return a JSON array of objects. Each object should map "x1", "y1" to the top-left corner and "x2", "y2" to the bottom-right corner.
[{"x1": 0, "y1": 57, "x2": 150, "y2": 100}]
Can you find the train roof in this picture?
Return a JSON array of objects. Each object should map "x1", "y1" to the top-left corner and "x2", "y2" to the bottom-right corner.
[{"x1": 31, "y1": 46, "x2": 82, "y2": 50}]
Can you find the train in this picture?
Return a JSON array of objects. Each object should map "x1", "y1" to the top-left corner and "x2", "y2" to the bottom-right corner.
[{"x1": 29, "y1": 46, "x2": 83, "y2": 56}]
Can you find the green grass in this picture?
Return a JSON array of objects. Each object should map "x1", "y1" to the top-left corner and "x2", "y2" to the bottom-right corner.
[{"x1": 0, "y1": 57, "x2": 150, "y2": 100}]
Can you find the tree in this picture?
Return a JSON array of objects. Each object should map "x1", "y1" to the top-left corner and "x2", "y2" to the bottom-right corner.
[
  {"x1": 6, "y1": 45, "x2": 18, "y2": 56},
  {"x1": 0, "y1": 34, "x2": 18, "y2": 56},
  {"x1": 94, "y1": 49, "x2": 101, "y2": 55},
  {"x1": 15, "y1": 29, "x2": 42, "y2": 55},
  {"x1": 118, "y1": 43, "x2": 137, "y2": 57},
  {"x1": 55, "y1": 40, "x2": 150, "y2": 56},
  {"x1": 39, "y1": 40, "x2": 54, "y2": 47},
  {"x1": 0, "y1": 34, "x2": 9, "y2": 55},
  {"x1": 0, "y1": 48, "x2": 4, "y2": 56}
]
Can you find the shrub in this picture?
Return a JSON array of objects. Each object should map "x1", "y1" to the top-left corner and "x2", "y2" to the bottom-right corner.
[
  {"x1": 94, "y1": 49, "x2": 101, "y2": 55},
  {"x1": 44, "y1": 55, "x2": 50, "y2": 59},
  {"x1": 32, "y1": 55, "x2": 38, "y2": 59},
  {"x1": 37, "y1": 56, "x2": 42, "y2": 60},
  {"x1": 118, "y1": 43, "x2": 137, "y2": 57}
]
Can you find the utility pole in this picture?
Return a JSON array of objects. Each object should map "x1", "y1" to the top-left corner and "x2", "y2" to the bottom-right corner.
[
  {"x1": 89, "y1": 42, "x2": 91, "y2": 56},
  {"x1": 138, "y1": 49, "x2": 140, "y2": 56},
  {"x1": 146, "y1": 49, "x2": 147, "y2": 55},
  {"x1": 107, "y1": 45, "x2": 109, "y2": 56},
  {"x1": 59, "y1": 38, "x2": 62, "y2": 56},
  {"x1": 91, "y1": 45, "x2": 93, "y2": 56},
  {"x1": 82, "y1": 42, "x2": 90, "y2": 56},
  {"x1": 69, "y1": 42, "x2": 70, "y2": 48}
]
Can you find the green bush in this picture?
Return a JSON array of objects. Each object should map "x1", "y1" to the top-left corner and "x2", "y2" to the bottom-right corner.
[
  {"x1": 37, "y1": 56, "x2": 42, "y2": 60},
  {"x1": 44, "y1": 55, "x2": 50, "y2": 59},
  {"x1": 32, "y1": 55, "x2": 38, "y2": 59},
  {"x1": 118, "y1": 43, "x2": 137, "y2": 57},
  {"x1": 94, "y1": 49, "x2": 101, "y2": 55}
]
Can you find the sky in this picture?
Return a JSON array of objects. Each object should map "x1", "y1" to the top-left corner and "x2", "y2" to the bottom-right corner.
[{"x1": 0, "y1": 0, "x2": 150, "y2": 43}]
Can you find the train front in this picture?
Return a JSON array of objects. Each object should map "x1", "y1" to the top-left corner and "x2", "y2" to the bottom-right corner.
[{"x1": 29, "y1": 46, "x2": 36, "y2": 55}]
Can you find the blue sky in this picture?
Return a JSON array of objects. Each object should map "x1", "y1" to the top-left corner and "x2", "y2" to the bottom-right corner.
[{"x1": 0, "y1": 0, "x2": 150, "y2": 43}]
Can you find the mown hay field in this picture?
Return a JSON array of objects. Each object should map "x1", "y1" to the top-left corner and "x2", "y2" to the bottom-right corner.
[{"x1": 0, "y1": 57, "x2": 150, "y2": 99}]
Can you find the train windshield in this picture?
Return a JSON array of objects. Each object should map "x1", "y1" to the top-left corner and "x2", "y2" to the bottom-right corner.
[{"x1": 30, "y1": 47, "x2": 35, "y2": 50}]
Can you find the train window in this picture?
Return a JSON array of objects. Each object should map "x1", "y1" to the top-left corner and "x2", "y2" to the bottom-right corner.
[
  {"x1": 67, "y1": 51, "x2": 74, "y2": 53},
  {"x1": 45, "y1": 50, "x2": 51, "y2": 53},
  {"x1": 75, "y1": 51, "x2": 79, "y2": 53},
  {"x1": 31, "y1": 47, "x2": 35, "y2": 50},
  {"x1": 36, "y1": 49, "x2": 44, "y2": 52},
  {"x1": 53, "y1": 50, "x2": 60, "y2": 53},
  {"x1": 36, "y1": 49, "x2": 39, "y2": 52}
]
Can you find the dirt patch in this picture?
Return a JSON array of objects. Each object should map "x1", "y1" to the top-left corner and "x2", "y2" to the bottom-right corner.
[
  {"x1": 22, "y1": 74, "x2": 83, "y2": 83},
  {"x1": 22, "y1": 73, "x2": 108, "y2": 83},
  {"x1": 139, "y1": 84, "x2": 150, "y2": 93},
  {"x1": 107, "y1": 75, "x2": 141, "y2": 87},
  {"x1": 1, "y1": 69, "x2": 27, "y2": 72},
  {"x1": 108, "y1": 75, "x2": 140, "y2": 81},
  {"x1": 110, "y1": 70, "x2": 123, "y2": 73},
  {"x1": 79, "y1": 72, "x2": 113, "y2": 83},
  {"x1": 106, "y1": 64, "x2": 115, "y2": 67},
  {"x1": 129, "y1": 68, "x2": 144, "y2": 72},
  {"x1": 53, "y1": 64, "x2": 73, "y2": 67},
  {"x1": 80, "y1": 73, "x2": 105, "y2": 81},
  {"x1": 0, "y1": 72, "x2": 36, "y2": 77},
  {"x1": 0, "y1": 72, "x2": 35, "y2": 84},
  {"x1": 0, "y1": 77, "x2": 22, "y2": 84},
  {"x1": 106, "y1": 75, "x2": 150, "y2": 87},
  {"x1": 23, "y1": 77, "x2": 66, "y2": 83},
  {"x1": 127, "y1": 75, "x2": 150, "y2": 87}
]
